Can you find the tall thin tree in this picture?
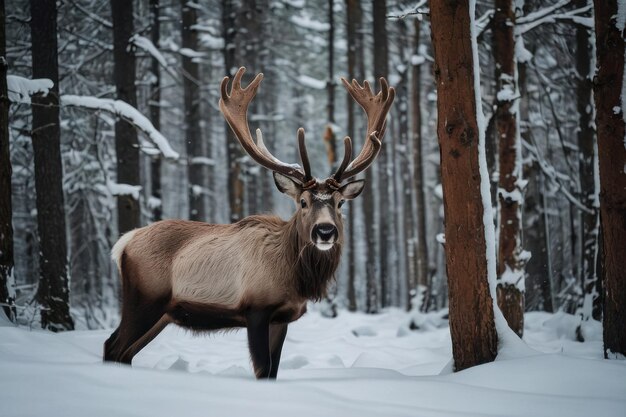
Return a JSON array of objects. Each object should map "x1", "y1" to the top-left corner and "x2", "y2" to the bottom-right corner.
[
  {"x1": 111, "y1": 0, "x2": 140, "y2": 235},
  {"x1": 575, "y1": 0, "x2": 600, "y2": 336},
  {"x1": 593, "y1": 0, "x2": 626, "y2": 358},
  {"x1": 30, "y1": 0, "x2": 73, "y2": 331},
  {"x1": 0, "y1": 0, "x2": 14, "y2": 321},
  {"x1": 345, "y1": 0, "x2": 359, "y2": 311},
  {"x1": 373, "y1": 0, "x2": 389, "y2": 309},
  {"x1": 222, "y1": 0, "x2": 244, "y2": 222},
  {"x1": 493, "y1": 0, "x2": 525, "y2": 336},
  {"x1": 430, "y1": 0, "x2": 497, "y2": 370},
  {"x1": 149, "y1": 0, "x2": 162, "y2": 222},
  {"x1": 182, "y1": 0, "x2": 206, "y2": 221}
]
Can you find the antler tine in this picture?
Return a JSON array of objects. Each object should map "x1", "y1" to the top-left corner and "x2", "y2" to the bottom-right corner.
[
  {"x1": 335, "y1": 76, "x2": 395, "y2": 181},
  {"x1": 219, "y1": 67, "x2": 307, "y2": 184},
  {"x1": 332, "y1": 136, "x2": 353, "y2": 181},
  {"x1": 297, "y1": 128, "x2": 312, "y2": 182}
]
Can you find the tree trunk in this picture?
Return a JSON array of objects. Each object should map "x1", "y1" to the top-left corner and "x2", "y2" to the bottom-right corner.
[
  {"x1": 0, "y1": 0, "x2": 15, "y2": 321},
  {"x1": 575, "y1": 0, "x2": 600, "y2": 334},
  {"x1": 493, "y1": 0, "x2": 525, "y2": 337},
  {"x1": 111, "y1": 0, "x2": 140, "y2": 235},
  {"x1": 222, "y1": 0, "x2": 244, "y2": 223},
  {"x1": 430, "y1": 0, "x2": 497, "y2": 371},
  {"x1": 345, "y1": 0, "x2": 358, "y2": 312},
  {"x1": 182, "y1": 0, "x2": 206, "y2": 221},
  {"x1": 149, "y1": 0, "x2": 162, "y2": 222},
  {"x1": 373, "y1": 0, "x2": 389, "y2": 309},
  {"x1": 411, "y1": 17, "x2": 429, "y2": 310},
  {"x1": 593, "y1": 0, "x2": 626, "y2": 358},
  {"x1": 30, "y1": 0, "x2": 74, "y2": 331}
]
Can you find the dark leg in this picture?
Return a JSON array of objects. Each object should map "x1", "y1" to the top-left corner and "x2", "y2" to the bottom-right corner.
[
  {"x1": 103, "y1": 326, "x2": 121, "y2": 361},
  {"x1": 268, "y1": 323, "x2": 288, "y2": 379},
  {"x1": 246, "y1": 309, "x2": 272, "y2": 379},
  {"x1": 119, "y1": 314, "x2": 170, "y2": 363}
]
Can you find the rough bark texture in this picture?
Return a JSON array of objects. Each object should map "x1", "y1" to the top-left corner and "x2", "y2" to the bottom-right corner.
[
  {"x1": 345, "y1": 0, "x2": 358, "y2": 312},
  {"x1": 182, "y1": 0, "x2": 206, "y2": 221},
  {"x1": 111, "y1": 0, "x2": 140, "y2": 234},
  {"x1": 430, "y1": 0, "x2": 497, "y2": 371},
  {"x1": 30, "y1": 0, "x2": 74, "y2": 331},
  {"x1": 222, "y1": 0, "x2": 244, "y2": 222},
  {"x1": 593, "y1": 0, "x2": 626, "y2": 358},
  {"x1": 0, "y1": 0, "x2": 14, "y2": 320},
  {"x1": 411, "y1": 17, "x2": 429, "y2": 310},
  {"x1": 493, "y1": 0, "x2": 524, "y2": 337},
  {"x1": 149, "y1": 0, "x2": 162, "y2": 222},
  {"x1": 575, "y1": 0, "x2": 600, "y2": 328},
  {"x1": 373, "y1": 0, "x2": 389, "y2": 309}
]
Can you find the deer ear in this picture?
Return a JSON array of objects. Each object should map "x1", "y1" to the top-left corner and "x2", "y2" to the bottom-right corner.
[
  {"x1": 339, "y1": 180, "x2": 365, "y2": 200},
  {"x1": 273, "y1": 172, "x2": 301, "y2": 199}
]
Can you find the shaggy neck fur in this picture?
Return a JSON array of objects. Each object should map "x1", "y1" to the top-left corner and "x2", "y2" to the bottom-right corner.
[{"x1": 283, "y1": 214, "x2": 342, "y2": 301}]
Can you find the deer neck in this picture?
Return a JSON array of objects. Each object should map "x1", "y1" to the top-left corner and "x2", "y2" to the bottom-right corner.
[{"x1": 282, "y1": 214, "x2": 342, "y2": 301}]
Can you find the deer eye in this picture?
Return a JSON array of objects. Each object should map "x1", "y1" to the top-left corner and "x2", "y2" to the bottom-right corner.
[
  {"x1": 338, "y1": 199, "x2": 345, "y2": 209},
  {"x1": 300, "y1": 199, "x2": 307, "y2": 208}
]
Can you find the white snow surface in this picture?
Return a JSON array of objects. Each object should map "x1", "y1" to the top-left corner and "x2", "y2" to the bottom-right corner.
[
  {"x1": 296, "y1": 74, "x2": 327, "y2": 90},
  {"x1": 1, "y1": 310, "x2": 624, "y2": 417}
]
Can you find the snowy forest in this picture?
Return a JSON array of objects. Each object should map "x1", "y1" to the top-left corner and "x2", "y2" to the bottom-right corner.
[{"x1": 1, "y1": 0, "x2": 625, "y2": 416}]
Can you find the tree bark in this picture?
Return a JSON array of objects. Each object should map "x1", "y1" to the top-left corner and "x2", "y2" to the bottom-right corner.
[
  {"x1": 493, "y1": 0, "x2": 525, "y2": 337},
  {"x1": 373, "y1": 0, "x2": 389, "y2": 309},
  {"x1": 149, "y1": 0, "x2": 162, "y2": 222},
  {"x1": 0, "y1": 0, "x2": 15, "y2": 320},
  {"x1": 430, "y1": 0, "x2": 497, "y2": 370},
  {"x1": 593, "y1": 0, "x2": 626, "y2": 358},
  {"x1": 411, "y1": 17, "x2": 429, "y2": 310},
  {"x1": 111, "y1": 0, "x2": 140, "y2": 234},
  {"x1": 30, "y1": 0, "x2": 74, "y2": 331},
  {"x1": 575, "y1": 0, "x2": 600, "y2": 333},
  {"x1": 222, "y1": 0, "x2": 244, "y2": 222},
  {"x1": 345, "y1": 0, "x2": 358, "y2": 312},
  {"x1": 182, "y1": 0, "x2": 206, "y2": 221}
]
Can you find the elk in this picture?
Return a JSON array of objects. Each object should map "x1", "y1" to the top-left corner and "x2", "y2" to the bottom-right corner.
[{"x1": 103, "y1": 67, "x2": 395, "y2": 379}]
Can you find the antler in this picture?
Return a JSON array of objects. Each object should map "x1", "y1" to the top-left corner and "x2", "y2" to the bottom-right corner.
[
  {"x1": 332, "y1": 77, "x2": 395, "y2": 182},
  {"x1": 219, "y1": 67, "x2": 312, "y2": 184}
]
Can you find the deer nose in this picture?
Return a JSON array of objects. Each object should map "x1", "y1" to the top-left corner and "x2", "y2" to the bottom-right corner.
[{"x1": 313, "y1": 223, "x2": 338, "y2": 242}]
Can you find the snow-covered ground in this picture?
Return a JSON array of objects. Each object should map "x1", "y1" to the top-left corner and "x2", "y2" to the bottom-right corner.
[{"x1": 1, "y1": 309, "x2": 624, "y2": 417}]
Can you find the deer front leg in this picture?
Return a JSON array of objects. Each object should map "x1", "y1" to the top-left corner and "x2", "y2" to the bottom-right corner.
[
  {"x1": 246, "y1": 309, "x2": 272, "y2": 379},
  {"x1": 269, "y1": 323, "x2": 288, "y2": 379}
]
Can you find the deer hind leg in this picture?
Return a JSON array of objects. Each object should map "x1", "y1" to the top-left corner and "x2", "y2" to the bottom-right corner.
[
  {"x1": 118, "y1": 314, "x2": 171, "y2": 364},
  {"x1": 104, "y1": 286, "x2": 170, "y2": 364}
]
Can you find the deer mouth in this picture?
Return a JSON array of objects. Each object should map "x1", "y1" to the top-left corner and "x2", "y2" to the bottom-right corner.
[
  {"x1": 314, "y1": 241, "x2": 335, "y2": 251},
  {"x1": 312, "y1": 223, "x2": 338, "y2": 251}
]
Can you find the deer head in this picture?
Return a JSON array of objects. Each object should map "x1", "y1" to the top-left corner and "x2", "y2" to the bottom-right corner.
[{"x1": 219, "y1": 67, "x2": 395, "y2": 251}]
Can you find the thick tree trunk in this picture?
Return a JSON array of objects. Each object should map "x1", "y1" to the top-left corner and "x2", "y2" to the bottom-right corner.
[
  {"x1": 0, "y1": 0, "x2": 15, "y2": 320},
  {"x1": 373, "y1": 0, "x2": 389, "y2": 309},
  {"x1": 493, "y1": 0, "x2": 525, "y2": 337},
  {"x1": 430, "y1": 0, "x2": 497, "y2": 370},
  {"x1": 575, "y1": 0, "x2": 600, "y2": 333},
  {"x1": 150, "y1": 0, "x2": 162, "y2": 222},
  {"x1": 593, "y1": 0, "x2": 626, "y2": 358},
  {"x1": 30, "y1": 0, "x2": 74, "y2": 331},
  {"x1": 111, "y1": 0, "x2": 140, "y2": 235},
  {"x1": 182, "y1": 0, "x2": 206, "y2": 221},
  {"x1": 411, "y1": 17, "x2": 429, "y2": 310},
  {"x1": 222, "y1": 0, "x2": 244, "y2": 222}
]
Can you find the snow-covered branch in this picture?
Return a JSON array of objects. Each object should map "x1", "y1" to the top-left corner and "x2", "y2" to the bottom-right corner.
[
  {"x1": 7, "y1": 75, "x2": 53, "y2": 104},
  {"x1": 517, "y1": 2, "x2": 592, "y2": 34},
  {"x1": 522, "y1": 139, "x2": 594, "y2": 214},
  {"x1": 60, "y1": 95, "x2": 179, "y2": 160},
  {"x1": 130, "y1": 35, "x2": 180, "y2": 82}
]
